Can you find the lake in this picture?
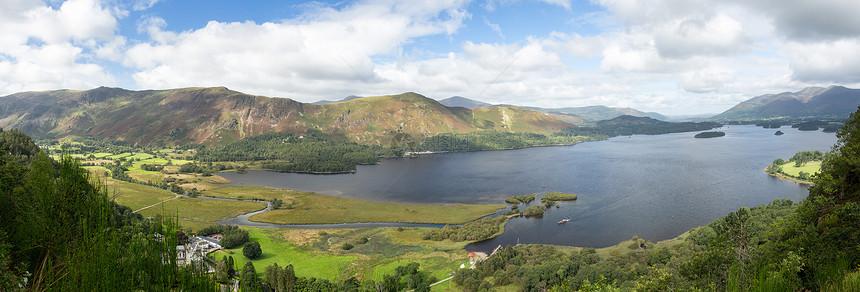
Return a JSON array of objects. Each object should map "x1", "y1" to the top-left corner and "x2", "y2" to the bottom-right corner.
[{"x1": 220, "y1": 126, "x2": 837, "y2": 250}]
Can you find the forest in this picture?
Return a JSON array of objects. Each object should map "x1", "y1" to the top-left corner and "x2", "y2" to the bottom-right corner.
[
  {"x1": 194, "y1": 130, "x2": 402, "y2": 173},
  {"x1": 413, "y1": 131, "x2": 591, "y2": 152},
  {"x1": 555, "y1": 115, "x2": 721, "y2": 138}
]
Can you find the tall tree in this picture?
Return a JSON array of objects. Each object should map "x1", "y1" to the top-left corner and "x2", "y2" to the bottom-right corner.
[{"x1": 242, "y1": 262, "x2": 260, "y2": 292}]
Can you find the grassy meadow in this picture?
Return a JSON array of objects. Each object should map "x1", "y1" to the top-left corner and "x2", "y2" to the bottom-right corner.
[
  {"x1": 210, "y1": 227, "x2": 476, "y2": 283},
  {"x1": 203, "y1": 186, "x2": 505, "y2": 225},
  {"x1": 779, "y1": 160, "x2": 822, "y2": 177}
]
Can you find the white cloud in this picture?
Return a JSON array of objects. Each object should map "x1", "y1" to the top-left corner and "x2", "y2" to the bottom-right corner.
[
  {"x1": 0, "y1": 0, "x2": 119, "y2": 95},
  {"x1": 784, "y1": 39, "x2": 860, "y2": 82},
  {"x1": 680, "y1": 67, "x2": 734, "y2": 93},
  {"x1": 653, "y1": 14, "x2": 749, "y2": 59},
  {"x1": 537, "y1": 0, "x2": 571, "y2": 10},
  {"x1": 483, "y1": 16, "x2": 504, "y2": 39},
  {"x1": 737, "y1": 0, "x2": 860, "y2": 41},
  {"x1": 126, "y1": 0, "x2": 472, "y2": 98},
  {"x1": 132, "y1": 0, "x2": 159, "y2": 11}
]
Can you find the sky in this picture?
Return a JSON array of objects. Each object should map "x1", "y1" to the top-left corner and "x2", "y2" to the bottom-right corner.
[{"x1": 2, "y1": 0, "x2": 860, "y2": 115}]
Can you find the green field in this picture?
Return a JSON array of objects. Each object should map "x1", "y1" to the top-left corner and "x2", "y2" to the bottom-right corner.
[
  {"x1": 203, "y1": 186, "x2": 505, "y2": 225},
  {"x1": 210, "y1": 228, "x2": 358, "y2": 280},
  {"x1": 210, "y1": 227, "x2": 476, "y2": 284},
  {"x1": 137, "y1": 196, "x2": 266, "y2": 221},
  {"x1": 779, "y1": 161, "x2": 822, "y2": 177},
  {"x1": 127, "y1": 169, "x2": 165, "y2": 183},
  {"x1": 177, "y1": 219, "x2": 217, "y2": 233},
  {"x1": 83, "y1": 166, "x2": 176, "y2": 210}
]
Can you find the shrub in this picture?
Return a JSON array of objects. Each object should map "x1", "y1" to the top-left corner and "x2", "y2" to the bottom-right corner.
[
  {"x1": 243, "y1": 242, "x2": 262, "y2": 259},
  {"x1": 523, "y1": 205, "x2": 546, "y2": 217},
  {"x1": 541, "y1": 192, "x2": 578, "y2": 202},
  {"x1": 341, "y1": 243, "x2": 354, "y2": 250}
]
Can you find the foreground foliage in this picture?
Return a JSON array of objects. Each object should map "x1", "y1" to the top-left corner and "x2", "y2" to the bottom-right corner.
[{"x1": 0, "y1": 128, "x2": 215, "y2": 291}]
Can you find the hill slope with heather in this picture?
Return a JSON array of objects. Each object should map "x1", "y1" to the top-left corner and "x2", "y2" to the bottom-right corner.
[{"x1": 0, "y1": 87, "x2": 572, "y2": 146}]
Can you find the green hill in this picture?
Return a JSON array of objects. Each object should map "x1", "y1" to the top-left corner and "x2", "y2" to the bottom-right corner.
[{"x1": 0, "y1": 87, "x2": 573, "y2": 146}]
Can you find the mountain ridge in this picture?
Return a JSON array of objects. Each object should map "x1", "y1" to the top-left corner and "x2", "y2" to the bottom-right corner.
[
  {"x1": 712, "y1": 85, "x2": 860, "y2": 120},
  {"x1": 0, "y1": 87, "x2": 572, "y2": 146},
  {"x1": 436, "y1": 95, "x2": 667, "y2": 124}
]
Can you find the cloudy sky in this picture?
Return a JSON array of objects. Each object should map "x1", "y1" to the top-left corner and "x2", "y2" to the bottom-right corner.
[{"x1": 2, "y1": 0, "x2": 860, "y2": 115}]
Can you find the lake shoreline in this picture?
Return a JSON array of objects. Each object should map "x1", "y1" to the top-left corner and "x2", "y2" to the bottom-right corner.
[{"x1": 765, "y1": 168, "x2": 814, "y2": 185}]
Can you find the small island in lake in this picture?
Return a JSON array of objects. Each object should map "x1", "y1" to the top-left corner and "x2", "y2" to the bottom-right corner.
[
  {"x1": 775, "y1": 130, "x2": 784, "y2": 135},
  {"x1": 504, "y1": 193, "x2": 537, "y2": 204},
  {"x1": 541, "y1": 192, "x2": 578, "y2": 202},
  {"x1": 694, "y1": 131, "x2": 726, "y2": 138},
  {"x1": 506, "y1": 192, "x2": 579, "y2": 217}
]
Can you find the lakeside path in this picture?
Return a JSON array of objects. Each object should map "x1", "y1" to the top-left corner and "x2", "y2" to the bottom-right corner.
[{"x1": 133, "y1": 194, "x2": 181, "y2": 213}]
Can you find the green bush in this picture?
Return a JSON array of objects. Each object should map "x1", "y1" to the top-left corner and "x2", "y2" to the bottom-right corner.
[
  {"x1": 243, "y1": 242, "x2": 262, "y2": 259},
  {"x1": 523, "y1": 205, "x2": 546, "y2": 217}
]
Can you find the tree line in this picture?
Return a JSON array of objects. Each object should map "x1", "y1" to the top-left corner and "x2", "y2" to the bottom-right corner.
[
  {"x1": 423, "y1": 216, "x2": 507, "y2": 242},
  {"x1": 194, "y1": 131, "x2": 401, "y2": 173},
  {"x1": 413, "y1": 131, "x2": 589, "y2": 152},
  {"x1": 555, "y1": 115, "x2": 721, "y2": 138}
]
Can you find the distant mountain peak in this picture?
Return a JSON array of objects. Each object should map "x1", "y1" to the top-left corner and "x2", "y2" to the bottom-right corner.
[
  {"x1": 712, "y1": 85, "x2": 860, "y2": 120},
  {"x1": 437, "y1": 96, "x2": 494, "y2": 108},
  {"x1": 312, "y1": 95, "x2": 364, "y2": 104},
  {"x1": 523, "y1": 105, "x2": 667, "y2": 124}
]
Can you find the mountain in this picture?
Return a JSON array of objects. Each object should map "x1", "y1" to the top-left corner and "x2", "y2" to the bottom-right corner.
[
  {"x1": 712, "y1": 86, "x2": 860, "y2": 120},
  {"x1": 556, "y1": 115, "x2": 721, "y2": 137},
  {"x1": 312, "y1": 95, "x2": 364, "y2": 104},
  {"x1": 0, "y1": 87, "x2": 572, "y2": 146},
  {"x1": 435, "y1": 97, "x2": 666, "y2": 124},
  {"x1": 525, "y1": 105, "x2": 667, "y2": 124},
  {"x1": 437, "y1": 96, "x2": 494, "y2": 108}
]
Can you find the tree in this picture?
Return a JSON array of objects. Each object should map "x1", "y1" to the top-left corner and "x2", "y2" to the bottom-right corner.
[
  {"x1": 241, "y1": 262, "x2": 260, "y2": 292},
  {"x1": 243, "y1": 241, "x2": 262, "y2": 259},
  {"x1": 227, "y1": 256, "x2": 235, "y2": 277}
]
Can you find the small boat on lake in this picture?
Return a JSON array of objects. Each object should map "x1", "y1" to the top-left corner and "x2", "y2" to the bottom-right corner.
[{"x1": 558, "y1": 218, "x2": 570, "y2": 224}]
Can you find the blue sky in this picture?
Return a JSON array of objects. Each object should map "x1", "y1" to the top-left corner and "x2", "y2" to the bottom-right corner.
[{"x1": 2, "y1": 0, "x2": 860, "y2": 115}]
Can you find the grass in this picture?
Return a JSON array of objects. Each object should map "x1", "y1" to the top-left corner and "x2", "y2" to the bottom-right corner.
[
  {"x1": 137, "y1": 196, "x2": 266, "y2": 221},
  {"x1": 210, "y1": 228, "x2": 358, "y2": 281},
  {"x1": 780, "y1": 161, "x2": 822, "y2": 177},
  {"x1": 203, "y1": 186, "x2": 505, "y2": 225},
  {"x1": 83, "y1": 166, "x2": 176, "y2": 210},
  {"x1": 127, "y1": 169, "x2": 165, "y2": 183},
  {"x1": 177, "y1": 219, "x2": 216, "y2": 233},
  {"x1": 367, "y1": 256, "x2": 464, "y2": 282},
  {"x1": 208, "y1": 226, "x2": 481, "y2": 284}
]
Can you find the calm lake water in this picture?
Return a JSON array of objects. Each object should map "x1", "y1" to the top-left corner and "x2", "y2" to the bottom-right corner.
[{"x1": 220, "y1": 126, "x2": 837, "y2": 251}]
